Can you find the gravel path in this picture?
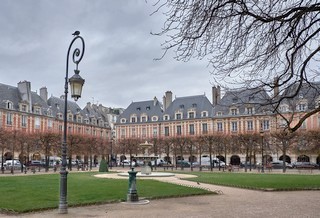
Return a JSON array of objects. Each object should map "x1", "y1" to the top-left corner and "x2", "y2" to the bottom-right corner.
[{"x1": 4, "y1": 172, "x2": 320, "y2": 218}]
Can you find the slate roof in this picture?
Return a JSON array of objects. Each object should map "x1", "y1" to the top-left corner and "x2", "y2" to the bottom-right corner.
[
  {"x1": 280, "y1": 82, "x2": 320, "y2": 109},
  {"x1": 118, "y1": 98, "x2": 163, "y2": 123},
  {"x1": 0, "y1": 83, "x2": 22, "y2": 110},
  {"x1": 213, "y1": 87, "x2": 270, "y2": 116},
  {"x1": 0, "y1": 83, "x2": 49, "y2": 114},
  {"x1": 164, "y1": 95, "x2": 214, "y2": 119},
  {"x1": 47, "y1": 96, "x2": 82, "y2": 117}
]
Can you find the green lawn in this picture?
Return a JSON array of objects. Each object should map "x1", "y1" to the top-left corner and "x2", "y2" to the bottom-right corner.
[
  {"x1": 185, "y1": 172, "x2": 320, "y2": 190},
  {"x1": 1, "y1": 171, "x2": 320, "y2": 214},
  {"x1": 0, "y1": 172, "x2": 210, "y2": 213}
]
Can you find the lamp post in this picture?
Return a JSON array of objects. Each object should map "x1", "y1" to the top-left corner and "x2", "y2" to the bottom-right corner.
[
  {"x1": 59, "y1": 31, "x2": 85, "y2": 214},
  {"x1": 260, "y1": 128, "x2": 264, "y2": 173}
]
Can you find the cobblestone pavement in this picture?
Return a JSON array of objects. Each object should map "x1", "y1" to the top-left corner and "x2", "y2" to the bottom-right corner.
[{"x1": 1, "y1": 168, "x2": 320, "y2": 218}]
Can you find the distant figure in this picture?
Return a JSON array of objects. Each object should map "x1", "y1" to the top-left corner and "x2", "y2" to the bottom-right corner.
[
  {"x1": 72, "y1": 31, "x2": 80, "y2": 36},
  {"x1": 197, "y1": 182, "x2": 200, "y2": 185}
]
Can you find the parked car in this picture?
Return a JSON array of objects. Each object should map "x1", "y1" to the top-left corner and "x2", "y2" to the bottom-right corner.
[
  {"x1": 292, "y1": 162, "x2": 319, "y2": 169},
  {"x1": 176, "y1": 160, "x2": 191, "y2": 167},
  {"x1": 240, "y1": 161, "x2": 256, "y2": 168},
  {"x1": 120, "y1": 160, "x2": 135, "y2": 166},
  {"x1": 151, "y1": 158, "x2": 168, "y2": 167},
  {"x1": 28, "y1": 160, "x2": 42, "y2": 167},
  {"x1": 212, "y1": 158, "x2": 226, "y2": 167},
  {"x1": 270, "y1": 161, "x2": 292, "y2": 169}
]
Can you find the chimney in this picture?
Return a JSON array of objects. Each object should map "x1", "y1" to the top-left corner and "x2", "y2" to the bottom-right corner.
[
  {"x1": 212, "y1": 86, "x2": 221, "y2": 106},
  {"x1": 40, "y1": 87, "x2": 48, "y2": 101},
  {"x1": 164, "y1": 91, "x2": 172, "y2": 110},
  {"x1": 18, "y1": 81, "x2": 32, "y2": 112},
  {"x1": 153, "y1": 96, "x2": 158, "y2": 106}
]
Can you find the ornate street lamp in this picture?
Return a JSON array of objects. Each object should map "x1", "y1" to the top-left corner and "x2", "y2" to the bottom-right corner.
[{"x1": 59, "y1": 31, "x2": 85, "y2": 214}]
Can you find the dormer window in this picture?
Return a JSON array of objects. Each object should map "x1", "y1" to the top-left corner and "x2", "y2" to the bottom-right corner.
[
  {"x1": 179, "y1": 104, "x2": 184, "y2": 109},
  {"x1": 6, "y1": 101, "x2": 13, "y2": 110},
  {"x1": 84, "y1": 118, "x2": 89, "y2": 124},
  {"x1": 152, "y1": 116, "x2": 158, "y2": 121},
  {"x1": 192, "y1": 103, "x2": 197, "y2": 108},
  {"x1": 298, "y1": 103, "x2": 307, "y2": 111},
  {"x1": 188, "y1": 112, "x2": 195, "y2": 119},
  {"x1": 202, "y1": 111, "x2": 207, "y2": 117},
  {"x1": 136, "y1": 107, "x2": 141, "y2": 111},
  {"x1": 176, "y1": 113, "x2": 182, "y2": 120},
  {"x1": 141, "y1": 116, "x2": 147, "y2": 122},
  {"x1": 77, "y1": 116, "x2": 82, "y2": 123},
  {"x1": 131, "y1": 117, "x2": 136, "y2": 123},
  {"x1": 246, "y1": 107, "x2": 254, "y2": 114},
  {"x1": 217, "y1": 112, "x2": 222, "y2": 116},
  {"x1": 230, "y1": 108, "x2": 238, "y2": 115},
  {"x1": 146, "y1": 106, "x2": 150, "y2": 111},
  {"x1": 21, "y1": 104, "x2": 27, "y2": 112},
  {"x1": 163, "y1": 115, "x2": 170, "y2": 121},
  {"x1": 68, "y1": 114, "x2": 73, "y2": 121},
  {"x1": 120, "y1": 118, "x2": 126, "y2": 123},
  {"x1": 34, "y1": 106, "x2": 41, "y2": 115},
  {"x1": 47, "y1": 108, "x2": 52, "y2": 116}
]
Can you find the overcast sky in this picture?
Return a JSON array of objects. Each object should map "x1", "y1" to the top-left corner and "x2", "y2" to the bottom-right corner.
[{"x1": 0, "y1": 0, "x2": 213, "y2": 109}]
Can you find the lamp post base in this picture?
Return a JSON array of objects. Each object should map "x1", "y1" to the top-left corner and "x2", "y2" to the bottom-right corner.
[{"x1": 58, "y1": 204, "x2": 68, "y2": 214}]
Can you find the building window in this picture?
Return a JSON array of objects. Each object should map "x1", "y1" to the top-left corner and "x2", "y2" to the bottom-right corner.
[
  {"x1": 142, "y1": 128, "x2": 146, "y2": 137},
  {"x1": 262, "y1": 120, "x2": 270, "y2": 130},
  {"x1": 21, "y1": 115, "x2": 27, "y2": 127},
  {"x1": 231, "y1": 121, "x2": 238, "y2": 132},
  {"x1": 153, "y1": 127, "x2": 158, "y2": 137},
  {"x1": 298, "y1": 103, "x2": 307, "y2": 111},
  {"x1": 189, "y1": 124, "x2": 195, "y2": 135},
  {"x1": 6, "y1": 101, "x2": 13, "y2": 110},
  {"x1": 177, "y1": 125, "x2": 182, "y2": 135},
  {"x1": 217, "y1": 112, "x2": 222, "y2": 116},
  {"x1": 247, "y1": 120, "x2": 253, "y2": 131},
  {"x1": 6, "y1": 113, "x2": 12, "y2": 125},
  {"x1": 246, "y1": 107, "x2": 253, "y2": 114},
  {"x1": 202, "y1": 123, "x2": 208, "y2": 134},
  {"x1": 121, "y1": 129, "x2": 125, "y2": 138},
  {"x1": 34, "y1": 107, "x2": 41, "y2": 115},
  {"x1": 152, "y1": 116, "x2": 158, "y2": 121},
  {"x1": 202, "y1": 111, "x2": 207, "y2": 117},
  {"x1": 188, "y1": 112, "x2": 195, "y2": 119},
  {"x1": 164, "y1": 127, "x2": 169, "y2": 136},
  {"x1": 141, "y1": 116, "x2": 147, "y2": 122},
  {"x1": 164, "y1": 115, "x2": 169, "y2": 121},
  {"x1": 217, "y1": 122, "x2": 223, "y2": 132},
  {"x1": 131, "y1": 117, "x2": 136, "y2": 123},
  {"x1": 35, "y1": 117, "x2": 40, "y2": 129},
  {"x1": 68, "y1": 114, "x2": 73, "y2": 121},
  {"x1": 120, "y1": 118, "x2": 126, "y2": 123},
  {"x1": 131, "y1": 128, "x2": 136, "y2": 137},
  {"x1": 231, "y1": 108, "x2": 237, "y2": 115},
  {"x1": 176, "y1": 113, "x2": 182, "y2": 120},
  {"x1": 21, "y1": 104, "x2": 27, "y2": 112},
  {"x1": 77, "y1": 116, "x2": 82, "y2": 123},
  {"x1": 48, "y1": 119, "x2": 53, "y2": 129}
]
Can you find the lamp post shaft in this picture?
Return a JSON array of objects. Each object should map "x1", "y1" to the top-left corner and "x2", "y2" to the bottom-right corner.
[{"x1": 59, "y1": 33, "x2": 85, "y2": 214}]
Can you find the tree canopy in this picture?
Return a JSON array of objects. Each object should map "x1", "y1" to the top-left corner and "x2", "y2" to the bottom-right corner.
[{"x1": 153, "y1": 0, "x2": 320, "y2": 131}]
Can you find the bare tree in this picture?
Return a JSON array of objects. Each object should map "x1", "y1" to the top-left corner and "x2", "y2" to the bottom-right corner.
[
  {"x1": 153, "y1": 1, "x2": 320, "y2": 131},
  {"x1": 271, "y1": 129, "x2": 297, "y2": 172}
]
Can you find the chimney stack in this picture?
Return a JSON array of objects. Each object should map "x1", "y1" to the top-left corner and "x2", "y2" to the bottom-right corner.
[
  {"x1": 212, "y1": 86, "x2": 221, "y2": 106},
  {"x1": 163, "y1": 91, "x2": 172, "y2": 110},
  {"x1": 40, "y1": 87, "x2": 48, "y2": 101}
]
